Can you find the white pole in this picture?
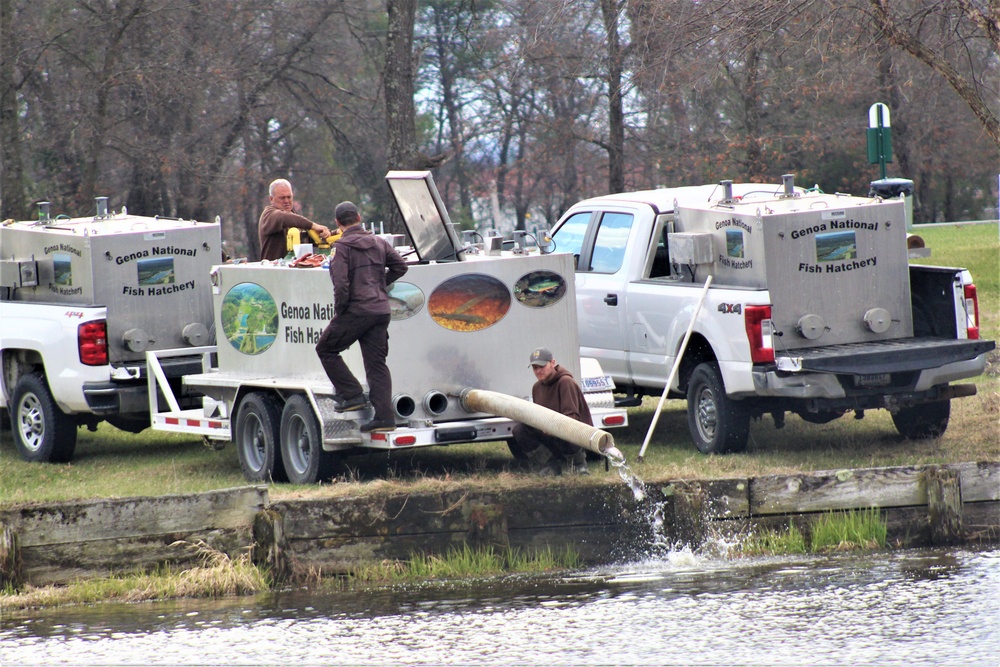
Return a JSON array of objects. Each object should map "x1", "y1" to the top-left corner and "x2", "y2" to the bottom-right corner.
[{"x1": 638, "y1": 275, "x2": 713, "y2": 461}]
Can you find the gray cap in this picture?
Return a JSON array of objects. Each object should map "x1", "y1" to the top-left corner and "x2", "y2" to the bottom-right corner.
[
  {"x1": 335, "y1": 201, "x2": 359, "y2": 223},
  {"x1": 528, "y1": 347, "x2": 554, "y2": 367}
]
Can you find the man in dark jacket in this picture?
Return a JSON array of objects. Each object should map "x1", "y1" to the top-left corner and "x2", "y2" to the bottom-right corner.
[
  {"x1": 511, "y1": 347, "x2": 593, "y2": 476},
  {"x1": 315, "y1": 201, "x2": 408, "y2": 432},
  {"x1": 258, "y1": 179, "x2": 332, "y2": 261}
]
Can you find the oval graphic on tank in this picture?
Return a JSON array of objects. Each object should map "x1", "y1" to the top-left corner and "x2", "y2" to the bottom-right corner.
[
  {"x1": 221, "y1": 282, "x2": 278, "y2": 355},
  {"x1": 428, "y1": 273, "x2": 511, "y2": 332},
  {"x1": 513, "y1": 270, "x2": 567, "y2": 308},
  {"x1": 389, "y1": 282, "x2": 424, "y2": 321}
]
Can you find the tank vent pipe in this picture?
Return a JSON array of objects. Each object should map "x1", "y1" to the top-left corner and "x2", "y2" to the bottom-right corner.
[
  {"x1": 782, "y1": 174, "x2": 795, "y2": 197},
  {"x1": 720, "y1": 180, "x2": 733, "y2": 203}
]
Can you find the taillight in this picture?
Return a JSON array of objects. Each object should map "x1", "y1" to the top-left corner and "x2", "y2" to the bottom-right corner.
[
  {"x1": 79, "y1": 321, "x2": 108, "y2": 366},
  {"x1": 964, "y1": 284, "x2": 980, "y2": 340},
  {"x1": 745, "y1": 305, "x2": 775, "y2": 364},
  {"x1": 602, "y1": 414, "x2": 626, "y2": 427}
]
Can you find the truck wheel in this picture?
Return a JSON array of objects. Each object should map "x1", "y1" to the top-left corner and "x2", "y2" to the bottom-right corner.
[
  {"x1": 234, "y1": 392, "x2": 287, "y2": 482},
  {"x1": 686, "y1": 363, "x2": 750, "y2": 454},
  {"x1": 280, "y1": 394, "x2": 335, "y2": 484},
  {"x1": 892, "y1": 400, "x2": 950, "y2": 440},
  {"x1": 11, "y1": 372, "x2": 78, "y2": 463}
]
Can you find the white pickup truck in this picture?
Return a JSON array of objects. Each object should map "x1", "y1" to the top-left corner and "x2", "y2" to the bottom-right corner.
[
  {"x1": 547, "y1": 177, "x2": 995, "y2": 453},
  {"x1": 1, "y1": 208, "x2": 220, "y2": 462}
]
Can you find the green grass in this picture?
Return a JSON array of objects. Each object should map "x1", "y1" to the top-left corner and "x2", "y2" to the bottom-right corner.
[
  {"x1": 739, "y1": 521, "x2": 808, "y2": 556},
  {"x1": 739, "y1": 507, "x2": 887, "y2": 556},
  {"x1": 346, "y1": 544, "x2": 581, "y2": 584},
  {"x1": 810, "y1": 507, "x2": 887, "y2": 552}
]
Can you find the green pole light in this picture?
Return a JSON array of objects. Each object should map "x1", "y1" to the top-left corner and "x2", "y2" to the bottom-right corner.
[{"x1": 867, "y1": 103, "x2": 893, "y2": 180}]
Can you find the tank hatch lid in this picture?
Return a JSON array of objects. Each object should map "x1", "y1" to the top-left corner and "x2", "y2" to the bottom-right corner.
[{"x1": 385, "y1": 170, "x2": 465, "y2": 262}]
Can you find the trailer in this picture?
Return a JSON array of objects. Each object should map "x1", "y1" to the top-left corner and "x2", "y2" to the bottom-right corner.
[{"x1": 148, "y1": 172, "x2": 627, "y2": 483}]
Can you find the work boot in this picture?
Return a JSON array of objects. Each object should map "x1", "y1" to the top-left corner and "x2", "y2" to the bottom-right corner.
[
  {"x1": 535, "y1": 461, "x2": 562, "y2": 477},
  {"x1": 569, "y1": 451, "x2": 589, "y2": 475},
  {"x1": 360, "y1": 418, "x2": 396, "y2": 433},
  {"x1": 335, "y1": 394, "x2": 369, "y2": 412}
]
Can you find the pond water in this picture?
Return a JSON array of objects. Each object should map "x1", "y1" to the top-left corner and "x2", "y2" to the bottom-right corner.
[{"x1": 2, "y1": 546, "x2": 997, "y2": 666}]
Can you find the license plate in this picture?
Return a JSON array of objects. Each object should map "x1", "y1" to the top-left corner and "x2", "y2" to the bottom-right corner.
[
  {"x1": 583, "y1": 375, "x2": 616, "y2": 392},
  {"x1": 855, "y1": 372, "x2": 891, "y2": 387}
]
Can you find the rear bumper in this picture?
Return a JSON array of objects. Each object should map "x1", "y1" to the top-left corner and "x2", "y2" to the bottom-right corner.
[
  {"x1": 84, "y1": 355, "x2": 206, "y2": 416},
  {"x1": 751, "y1": 338, "x2": 992, "y2": 402},
  {"x1": 773, "y1": 337, "x2": 994, "y2": 375}
]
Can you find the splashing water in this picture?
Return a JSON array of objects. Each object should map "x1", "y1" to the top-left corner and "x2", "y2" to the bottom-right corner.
[{"x1": 607, "y1": 455, "x2": 748, "y2": 563}]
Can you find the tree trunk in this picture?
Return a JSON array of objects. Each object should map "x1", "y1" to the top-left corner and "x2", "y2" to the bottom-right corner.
[
  {"x1": 0, "y1": 0, "x2": 27, "y2": 219},
  {"x1": 383, "y1": 0, "x2": 420, "y2": 233},
  {"x1": 385, "y1": 0, "x2": 419, "y2": 171},
  {"x1": 601, "y1": 0, "x2": 626, "y2": 194}
]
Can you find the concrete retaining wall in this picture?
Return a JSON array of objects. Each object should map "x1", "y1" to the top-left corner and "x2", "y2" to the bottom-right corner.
[{"x1": 1, "y1": 462, "x2": 997, "y2": 587}]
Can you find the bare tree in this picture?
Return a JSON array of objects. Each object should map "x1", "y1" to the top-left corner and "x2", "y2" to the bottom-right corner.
[
  {"x1": 0, "y1": 0, "x2": 28, "y2": 219},
  {"x1": 869, "y1": 0, "x2": 999, "y2": 148}
]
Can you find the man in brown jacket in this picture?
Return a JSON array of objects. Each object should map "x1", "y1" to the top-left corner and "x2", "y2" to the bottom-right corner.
[
  {"x1": 511, "y1": 347, "x2": 593, "y2": 476},
  {"x1": 257, "y1": 179, "x2": 332, "y2": 261},
  {"x1": 315, "y1": 201, "x2": 408, "y2": 433}
]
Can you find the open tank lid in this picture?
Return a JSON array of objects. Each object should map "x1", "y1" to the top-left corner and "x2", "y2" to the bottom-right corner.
[{"x1": 385, "y1": 170, "x2": 465, "y2": 262}]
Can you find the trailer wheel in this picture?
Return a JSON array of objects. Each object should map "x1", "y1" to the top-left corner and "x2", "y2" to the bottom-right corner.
[
  {"x1": 11, "y1": 372, "x2": 78, "y2": 463},
  {"x1": 234, "y1": 392, "x2": 286, "y2": 482},
  {"x1": 686, "y1": 362, "x2": 750, "y2": 454},
  {"x1": 892, "y1": 400, "x2": 950, "y2": 440},
  {"x1": 280, "y1": 394, "x2": 335, "y2": 484}
]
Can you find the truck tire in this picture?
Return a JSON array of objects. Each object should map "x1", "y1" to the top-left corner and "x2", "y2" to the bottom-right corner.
[
  {"x1": 234, "y1": 392, "x2": 287, "y2": 482},
  {"x1": 892, "y1": 400, "x2": 950, "y2": 440},
  {"x1": 686, "y1": 362, "x2": 750, "y2": 454},
  {"x1": 280, "y1": 394, "x2": 335, "y2": 484},
  {"x1": 11, "y1": 372, "x2": 78, "y2": 463}
]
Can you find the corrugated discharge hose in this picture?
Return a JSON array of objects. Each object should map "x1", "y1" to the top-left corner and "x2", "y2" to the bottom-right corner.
[{"x1": 459, "y1": 388, "x2": 624, "y2": 462}]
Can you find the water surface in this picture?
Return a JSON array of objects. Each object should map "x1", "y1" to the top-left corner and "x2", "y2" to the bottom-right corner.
[{"x1": 3, "y1": 546, "x2": 997, "y2": 665}]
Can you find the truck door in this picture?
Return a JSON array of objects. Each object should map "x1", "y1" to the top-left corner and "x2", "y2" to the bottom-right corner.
[{"x1": 552, "y1": 209, "x2": 635, "y2": 380}]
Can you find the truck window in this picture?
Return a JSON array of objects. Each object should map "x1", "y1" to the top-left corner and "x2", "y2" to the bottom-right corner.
[
  {"x1": 648, "y1": 223, "x2": 671, "y2": 279},
  {"x1": 550, "y1": 212, "x2": 590, "y2": 266},
  {"x1": 588, "y1": 212, "x2": 633, "y2": 273}
]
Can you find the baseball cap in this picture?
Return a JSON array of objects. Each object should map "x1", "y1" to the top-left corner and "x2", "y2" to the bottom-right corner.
[
  {"x1": 528, "y1": 347, "x2": 554, "y2": 367},
  {"x1": 335, "y1": 201, "x2": 359, "y2": 223}
]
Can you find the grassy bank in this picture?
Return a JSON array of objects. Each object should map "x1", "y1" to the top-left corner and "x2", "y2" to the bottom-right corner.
[
  {"x1": 1, "y1": 543, "x2": 581, "y2": 611},
  {"x1": 2, "y1": 372, "x2": 996, "y2": 505}
]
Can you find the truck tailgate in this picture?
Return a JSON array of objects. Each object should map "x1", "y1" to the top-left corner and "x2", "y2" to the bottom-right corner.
[{"x1": 775, "y1": 337, "x2": 995, "y2": 374}]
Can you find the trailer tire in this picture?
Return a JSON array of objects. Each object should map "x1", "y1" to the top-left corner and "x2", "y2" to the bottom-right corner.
[
  {"x1": 280, "y1": 394, "x2": 335, "y2": 484},
  {"x1": 11, "y1": 372, "x2": 77, "y2": 463},
  {"x1": 686, "y1": 363, "x2": 749, "y2": 454},
  {"x1": 892, "y1": 400, "x2": 950, "y2": 440},
  {"x1": 234, "y1": 392, "x2": 287, "y2": 482}
]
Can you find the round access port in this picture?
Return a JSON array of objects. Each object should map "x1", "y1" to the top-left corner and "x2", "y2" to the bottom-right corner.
[
  {"x1": 393, "y1": 394, "x2": 416, "y2": 418},
  {"x1": 423, "y1": 391, "x2": 449, "y2": 416}
]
